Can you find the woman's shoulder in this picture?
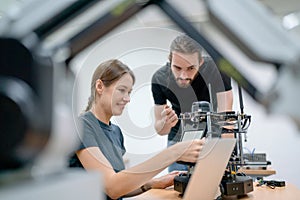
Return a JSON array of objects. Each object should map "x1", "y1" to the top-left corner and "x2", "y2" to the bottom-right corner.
[
  {"x1": 78, "y1": 111, "x2": 98, "y2": 126},
  {"x1": 79, "y1": 111, "x2": 92, "y2": 120}
]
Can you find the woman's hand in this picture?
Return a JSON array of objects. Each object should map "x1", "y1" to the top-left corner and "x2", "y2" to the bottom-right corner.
[
  {"x1": 173, "y1": 138, "x2": 206, "y2": 163},
  {"x1": 149, "y1": 170, "x2": 186, "y2": 189}
]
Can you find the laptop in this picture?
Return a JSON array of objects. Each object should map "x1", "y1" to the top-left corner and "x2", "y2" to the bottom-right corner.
[{"x1": 182, "y1": 138, "x2": 236, "y2": 200}]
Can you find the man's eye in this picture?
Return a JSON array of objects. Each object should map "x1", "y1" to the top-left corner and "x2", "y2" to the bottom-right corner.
[{"x1": 188, "y1": 66, "x2": 197, "y2": 70}]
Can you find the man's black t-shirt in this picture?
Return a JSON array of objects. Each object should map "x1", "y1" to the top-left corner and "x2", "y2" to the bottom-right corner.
[{"x1": 151, "y1": 56, "x2": 232, "y2": 141}]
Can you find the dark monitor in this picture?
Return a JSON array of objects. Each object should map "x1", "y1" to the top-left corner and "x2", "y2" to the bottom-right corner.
[{"x1": 181, "y1": 130, "x2": 205, "y2": 142}]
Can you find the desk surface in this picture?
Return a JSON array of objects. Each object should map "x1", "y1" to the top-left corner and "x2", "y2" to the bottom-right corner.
[
  {"x1": 238, "y1": 167, "x2": 276, "y2": 176},
  {"x1": 129, "y1": 183, "x2": 300, "y2": 200}
]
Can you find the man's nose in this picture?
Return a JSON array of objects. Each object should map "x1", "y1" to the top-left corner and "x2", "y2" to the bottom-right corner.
[{"x1": 180, "y1": 70, "x2": 188, "y2": 79}]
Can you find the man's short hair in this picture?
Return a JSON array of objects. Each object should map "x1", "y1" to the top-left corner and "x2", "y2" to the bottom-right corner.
[{"x1": 168, "y1": 34, "x2": 203, "y2": 62}]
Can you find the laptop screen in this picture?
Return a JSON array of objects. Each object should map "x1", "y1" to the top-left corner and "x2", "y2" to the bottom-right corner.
[{"x1": 183, "y1": 138, "x2": 236, "y2": 200}]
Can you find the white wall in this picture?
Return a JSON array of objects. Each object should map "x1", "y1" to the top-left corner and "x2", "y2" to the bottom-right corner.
[
  {"x1": 71, "y1": 1, "x2": 300, "y2": 188},
  {"x1": 72, "y1": 26, "x2": 181, "y2": 164}
]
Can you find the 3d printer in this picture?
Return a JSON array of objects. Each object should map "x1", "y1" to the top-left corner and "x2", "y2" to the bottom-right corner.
[{"x1": 174, "y1": 96, "x2": 255, "y2": 198}]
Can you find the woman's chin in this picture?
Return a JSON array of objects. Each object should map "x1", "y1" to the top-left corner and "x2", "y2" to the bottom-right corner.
[{"x1": 113, "y1": 110, "x2": 123, "y2": 116}]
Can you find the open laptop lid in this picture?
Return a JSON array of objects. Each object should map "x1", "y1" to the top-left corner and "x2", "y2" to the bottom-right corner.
[{"x1": 183, "y1": 138, "x2": 236, "y2": 200}]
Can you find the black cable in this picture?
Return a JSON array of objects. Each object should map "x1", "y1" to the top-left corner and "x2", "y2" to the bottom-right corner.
[
  {"x1": 238, "y1": 85, "x2": 244, "y2": 115},
  {"x1": 257, "y1": 179, "x2": 285, "y2": 189}
]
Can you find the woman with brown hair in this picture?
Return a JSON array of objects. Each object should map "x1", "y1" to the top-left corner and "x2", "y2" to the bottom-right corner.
[{"x1": 70, "y1": 59, "x2": 205, "y2": 200}]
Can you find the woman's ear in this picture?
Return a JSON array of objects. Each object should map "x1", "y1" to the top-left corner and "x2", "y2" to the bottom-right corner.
[{"x1": 95, "y1": 79, "x2": 104, "y2": 95}]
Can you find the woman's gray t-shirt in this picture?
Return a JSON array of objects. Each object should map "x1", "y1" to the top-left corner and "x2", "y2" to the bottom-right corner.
[{"x1": 70, "y1": 111, "x2": 126, "y2": 172}]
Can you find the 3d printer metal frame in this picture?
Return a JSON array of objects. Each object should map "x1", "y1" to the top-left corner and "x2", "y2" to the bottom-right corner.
[
  {"x1": 179, "y1": 110, "x2": 252, "y2": 167},
  {"x1": 176, "y1": 110, "x2": 254, "y2": 196}
]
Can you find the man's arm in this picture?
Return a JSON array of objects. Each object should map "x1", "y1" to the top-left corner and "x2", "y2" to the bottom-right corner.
[
  {"x1": 154, "y1": 104, "x2": 178, "y2": 135},
  {"x1": 216, "y1": 90, "x2": 233, "y2": 112},
  {"x1": 216, "y1": 90, "x2": 235, "y2": 138}
]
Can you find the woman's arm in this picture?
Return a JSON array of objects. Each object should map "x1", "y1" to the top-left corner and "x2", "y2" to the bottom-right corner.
[
  {"x1": 77, "y1": 139, "x2": 204, "y2": 199},
  {"x1": 123, "y1": 170, "x2": 182, "y2": 197}
]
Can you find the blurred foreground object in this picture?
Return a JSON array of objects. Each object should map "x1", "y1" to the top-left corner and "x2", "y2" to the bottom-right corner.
[
  {"x1": 0, "y1": 0, "x2": 103, "y2": 199},
  {"x1": 0, "y1": 37, "x2": 53, "y2": 170},
  {"x1": 205, "y1": 0, "x2": 300, "y2": 129}
]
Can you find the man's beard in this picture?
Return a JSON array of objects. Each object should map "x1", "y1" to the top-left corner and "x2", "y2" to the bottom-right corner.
[{"x1": 176, "y1": 78, "x2": 192, "y2": 88}]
